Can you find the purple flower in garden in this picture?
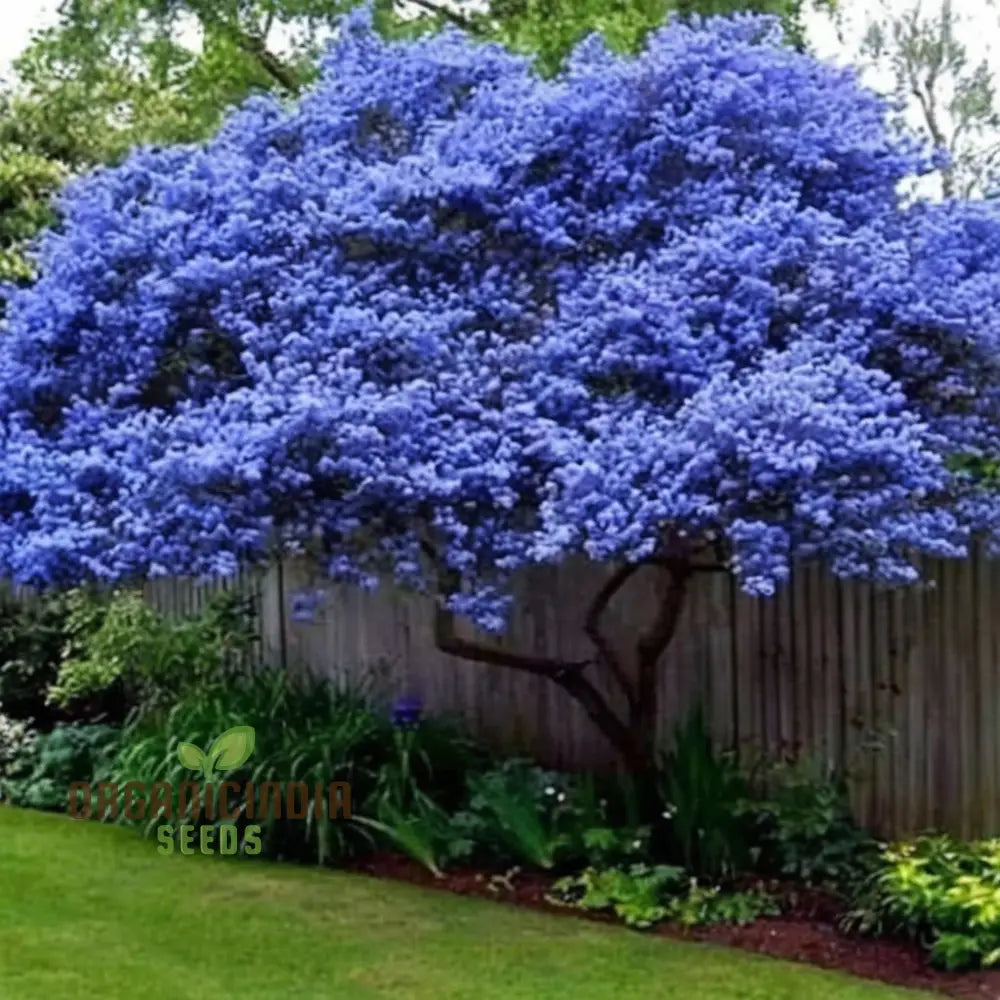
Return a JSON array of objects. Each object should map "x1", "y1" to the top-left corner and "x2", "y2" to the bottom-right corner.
[{"x1": 391, "y1": 695, "x2": 423, "y2": 728}]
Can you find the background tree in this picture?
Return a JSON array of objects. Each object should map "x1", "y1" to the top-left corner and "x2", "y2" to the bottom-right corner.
[
  {"x1": 860, "y1": 0, "x2": 1000, "y2": 199},
  {"x1": 455, "y1": 0, "x2": 833, "y2": 74},
  {"x1": 0, "y1": 142, "x2": 63, "y2": 287},
  {"x1": 3, "y1": 13, "x2": 998, "y2": 772}
]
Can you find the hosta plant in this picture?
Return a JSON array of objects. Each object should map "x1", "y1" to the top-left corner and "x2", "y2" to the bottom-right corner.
[{"x1": 844, "y1": 835, "x2": 1000, "y2": 970}]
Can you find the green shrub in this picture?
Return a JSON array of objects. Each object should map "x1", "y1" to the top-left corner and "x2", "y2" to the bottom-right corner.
[
  {"x1": 444, "y1": 760, "x2": 615, "y2": 870},
  {"x1": 364, "y1": 757, "x2": 654, "y2": 877},
  {"x1": 657, "y1": 708, "x2": 750, "y2": 879},
  {"x1": 579, "y1": 823, "x2": 653, "y2": 868},
  {"x1": 110, "y1": 669, "x2": 381, "y2": 861},
  {"x1": 367, "y1": 714, "x2": 487, "y2": 818},
  {"x1": 355, "y1": 716, "x2": 488, "y2": 875},
  {"x1": 741, "y1": 756, "x2": 877, "y2": 888},
  {"x1": 357, "y1": 797, "x2": 477, "y2": 877},
  {"x1": 844, "y1": 834, "x2": 1000, "y2": 970},
  {"x1": 551, "y1": 863, "x2": 686, "y2": 927},
  {"x1": 0, "y1": 706, "x2": 38, "y2": 793},
  {"x1": 0, "y1": 721, "x2": 118, "y2": 810},
  {"x1": 550, "y1": 864, "x2": 779, "y2": 930},
  {"x1": 0, "y1": 589, "x2": 77, "y2": 725},
  {"x1": 461, "y1": 760, "x2": 576, "y2": 869},
  {"x1": 49, "y1": 588, "x2": 257, "y2": 711},
  {"x1": 669, "y1": 882, "x2": 780, "y2": 927}
]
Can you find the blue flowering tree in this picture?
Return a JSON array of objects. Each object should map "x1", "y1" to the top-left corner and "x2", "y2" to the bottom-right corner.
[{"x1": 3, "y1": 12, "x2": 1000, "y2": 770}]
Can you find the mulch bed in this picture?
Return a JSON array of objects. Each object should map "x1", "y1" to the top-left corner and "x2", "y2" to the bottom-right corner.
[{"x1": 348, "y1": 853, "x2": 1000, "y2": 998}]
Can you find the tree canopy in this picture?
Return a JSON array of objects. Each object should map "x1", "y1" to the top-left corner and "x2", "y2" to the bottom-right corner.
[{"x1": 2, "y1": 11, "x2": 998, "y2": 763}]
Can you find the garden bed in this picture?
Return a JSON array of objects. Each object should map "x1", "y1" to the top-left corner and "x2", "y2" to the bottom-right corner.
[{"x1": 350, "y1": 852, "x2": 1000, "y2": 999}]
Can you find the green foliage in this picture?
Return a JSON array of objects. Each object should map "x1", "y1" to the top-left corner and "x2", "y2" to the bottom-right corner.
[
  {"x1": 460, "y1": 761, "x2": 576, "y2": 868},
  {"x1": 49, "y1": 588, "x2": 257, "y2": 710},
  {"x1": 476, "y1": 0, "x2": 827, "y2": 76},
  {"x1": 360, "y1": 754, "x2": 652, "y2": 876},
  {"x1": 0, "y1": 721, "x2": 118, "y2": 810},
  {"x1": 0, "y1": 586, "x2": 250, "y2": 725},
  {"x1": 0, "y1": 143, "x2": 63, "y2": 285},
  {"x1": 947, "y1": 452, "x2": 1000, "y2": 487},
  {"x1": 447, "y1": 760, "x2": 616, "y2": 870},
  {"x1": 357, "y1": 718, "x2": 488, "y2": 874},
  {"x1": 658, "y1": 708, "x2": 750, "y2": 879},
  {"x1": 369, "y1": 716, "x2": 486, "y2": 817},
  {"x1": 48, "y1": 589, "x2": 156, "y2": 706},
  {"x1": 580, "y1": 823, "x2": 654, "y2": 868},
  {"x1": 670, "y1": 881, "x2": 781, "y2": 927},
  {"x1": 0, "y1": 1, "x2": 313, "y2": 171},
  {"x1": 110, "y1": 669, "x2": 381, "y2": 860},
  {"x1": 0, "y1": 589, "x2": 75, "y2": 725},
  {"x1": 550, "y1": 863, "x2": 778, "y2": 929},
  {"x1": 0, "y1": 709, "x2": 37, "y2": 789},
  {"x1": 357, "y1": 797, "x2": 476, "y2": 876},
  {"x1": 361, "y1": 757, "x2": 655, "y2": 876},
  {"x1": 551, "y1": 863, "x2": 686, "y2": 927},
  {"x1": 741, "y1": 756, "x2": 878, "y2": 887},
  {"x1": 844, "y1": 835, "x2": 1000, "y2": 970},
  {"x1": 109, "y1": 668, "x2": 484, "y2": 866}
]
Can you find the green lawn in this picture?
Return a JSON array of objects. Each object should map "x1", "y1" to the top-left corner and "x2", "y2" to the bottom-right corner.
[{"x1": 0, "y1": 806, "x2": 932, "y2": 1000}]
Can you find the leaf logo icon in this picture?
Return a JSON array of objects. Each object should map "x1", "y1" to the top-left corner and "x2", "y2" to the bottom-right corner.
[
  {"x1": 210, "y1": 726, "x2": 256, "y2": 771},
  {"x1": 176, "y1": 725, "x2": 256, "y2": 782},
  {"x1": 177, "y1": 742, "x2": 208, "y2": 773}
]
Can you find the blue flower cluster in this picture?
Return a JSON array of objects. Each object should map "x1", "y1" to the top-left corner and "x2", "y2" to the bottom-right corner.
[
  {"x1": 391, "y1": 695, "x2": 423, "y2": 728},
  {"x1": 1, "y1": 11, "x2": 999, "y2": 628}
]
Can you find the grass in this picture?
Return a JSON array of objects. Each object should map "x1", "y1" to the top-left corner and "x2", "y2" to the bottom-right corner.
[{"x1": 0, "y1": 806, "x2": 932, "y2": 1000}]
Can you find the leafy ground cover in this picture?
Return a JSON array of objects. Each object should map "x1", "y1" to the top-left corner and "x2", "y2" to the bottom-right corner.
[{"x1": 0, "y1": 807, "x2": 931, "y2": 1000}]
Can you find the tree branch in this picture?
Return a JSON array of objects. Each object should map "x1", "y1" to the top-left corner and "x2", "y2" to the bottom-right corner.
[
  {"x1": 434, "y1": 602, "x2": 640, "y2": 765},
  {"x1": 631, "y1": 559, "x2": 692, "y2": 751},
  {"x1": 403, "y1": 0, "x2": 476, "y2": 30},
  {"x1": 584, "y1": 562, "x2": 641, "y2": 712},
  {"x1": 637, "y1": 561, "x2": 691, "y2": 665},
  {"x1": 903, "y1": 23, "x2": 953, "y2": 197},
  {"x1": 650, "y1": 557, "x2": 727, "y2": 574},
  {"x1": 236, "y1": 33, "x2": 302, "y2": 94},
  {"x1": 434, "y1": 603, "x2": 589, "y2": 678}
]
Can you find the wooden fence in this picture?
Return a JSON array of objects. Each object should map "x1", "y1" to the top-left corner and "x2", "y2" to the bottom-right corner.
[{"x1": 142, "y1": 550, "x2": 1000, "y2": 839}]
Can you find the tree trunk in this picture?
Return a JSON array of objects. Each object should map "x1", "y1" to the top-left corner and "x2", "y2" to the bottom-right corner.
[
  {"x1": 432, "y1": 554, "x2": 695, "y2": 779},
  {"x1": 630, "y1": 559, "x2": 692, "y2": 764}
]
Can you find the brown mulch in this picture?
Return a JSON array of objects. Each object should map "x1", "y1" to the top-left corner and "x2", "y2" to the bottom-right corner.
[{"x1": 347, "y1": 853, "x2": 1000, "y2": 998}]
